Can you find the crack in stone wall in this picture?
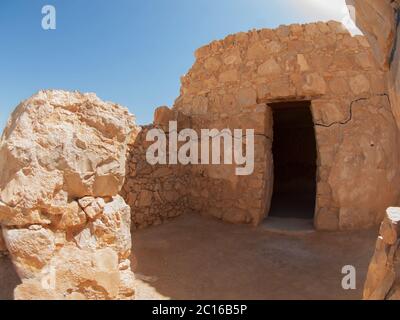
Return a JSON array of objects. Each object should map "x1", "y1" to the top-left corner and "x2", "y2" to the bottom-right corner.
[{"x1": 315, "y1": 93, "x2": 391, "y2": 127}]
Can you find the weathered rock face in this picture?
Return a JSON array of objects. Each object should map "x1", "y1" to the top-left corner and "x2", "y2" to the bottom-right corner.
[
  {"x1": 0, "y1": 90, "x2": 136, "y2": 299},
  {"x1": 345, "y1": 0, "x2": 400, "y2": 300},
  {"x1": 346, "y1": 0, "x2": 400, "y2": 127},
  {"x1": 363, "y1": 207, "x2": 400, "y2": 299}
]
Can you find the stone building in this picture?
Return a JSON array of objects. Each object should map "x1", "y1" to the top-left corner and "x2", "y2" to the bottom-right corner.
[{"x1": 123, "y1": 21, "x2": 400, "y2": 231}]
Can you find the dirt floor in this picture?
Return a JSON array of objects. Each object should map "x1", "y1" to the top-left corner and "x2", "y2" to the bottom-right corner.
[
  {"x1": 132, "y1": 213, "x2": 377, "y2": 300},
  {"x1": 0, "y1": 213, "x2": 378, "y2": 300}
]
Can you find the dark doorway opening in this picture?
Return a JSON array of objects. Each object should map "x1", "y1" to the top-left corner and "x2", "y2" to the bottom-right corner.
[{"x1": 268, "y1": 101, "x2": 317, "y2": 220}]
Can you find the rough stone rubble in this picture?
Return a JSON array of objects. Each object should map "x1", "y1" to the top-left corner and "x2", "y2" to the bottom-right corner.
[
  {"x1": 363, "y1": 208, "x2": 400, "y2": 299},
  {"x1": 347, "y1": 0, "x2": 400, "y2": 300},
  {"x1": 0, "y1": 90, "x2": 137, "y2": 299}
]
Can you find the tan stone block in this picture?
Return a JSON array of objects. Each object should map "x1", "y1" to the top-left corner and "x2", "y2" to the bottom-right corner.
[
  {"x1": 312, "y1": 100, "x2": 347, "y2": 124},
  {"x1": 315, "y1": 207, "x2": 339, "y2": 231},
  {"x1": 219, "y1": 69, "x2": 239, "y2": 82},
  {"x1": 154, "y1": 106, "x2": 176, "y2": 127},
  {"x1": 58, "y1": 201, "x2": 87, "y2": 229},
  {"x1": 247, "y1": 42, "x2": 268, "y2": 60},
  {"x1": 328, "y1": 77, "x2": 350, "y2": 95},
  {"x1": 302, "y1": 73, "x2": 327, "y2": 95},
  {"x1": 297, "y1": 54, "x2": 309, "y2": 71},
  {"x1": 380, "y1": 218, "x2": 398, "y2": 245},
  {"x1": 78, "y1": 196, "x2": 95, "y2": 209},
  {"x1": 268, "y1": 76, "x2": 296, "y2": 98},
  {"x1": 265, "y1": 41, "x2": 282, "y2": 54},
  {"x1": 257, "y1": 58, "x2": 281, "y2": 76},
  {"x1": 204, "y1": 56, "x2": 222, "y2": 72},
  {"x1": 192, "y1": 95, "x2": 208, "y2": 114},
  {"x1": 355, "y1": 52, "x2": 375, "y2": 69},
  {"x1": 222, "y1": 48, "x2": 242, "y2": 65},
  {"x1": 138, "y1": 190, "x2": 153, "y2": 207},
  {"x1": 83, "y1": 197, "x2": 105, "y2": 220},
  {"x1": 3, "y1": 226, "x2": 56, "y2": 279},
  {"x1": 236, "y1": 87, "x2": 257, "y2": 108},
  {"x1": 349, "y1": 74, "x2": 370, "y2": 95}
]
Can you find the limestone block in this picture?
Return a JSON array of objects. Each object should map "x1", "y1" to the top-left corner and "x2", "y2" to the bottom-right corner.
[
  {"x1": 349, "y1": 74, "x2": 371, "y2": 95},
  {"x1": 257, "y1": 58, "x2": 281, "y2": 76},
  {"x1": 0, "y1": 90, "x2": 136, "y2": 226},
  {"x1": 3, "y1": 226, "x2": 56, "y2": 279},
  {"x1": 302, "y1": 73, "x2": 327, "y2": 95},
  {"x1": 0, "y1": 91, "x2": 137, "y2": 300}
]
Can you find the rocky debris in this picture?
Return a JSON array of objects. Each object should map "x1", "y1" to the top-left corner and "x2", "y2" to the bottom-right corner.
[
  {"x1": 0, "y1": 90, "x2": 137, "y2": 300},
  {"x1": 346, "y1": 0, "x2": 400, "y2": 300},
  {"x1": 363, "y1": 207, "x2": 400, "y2": 300},
  {"x1": 14, "y1": 246, "x2": 135, "y2": 300}
]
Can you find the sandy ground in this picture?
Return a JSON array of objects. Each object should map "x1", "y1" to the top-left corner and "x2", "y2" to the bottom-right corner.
[
  {"x1": 132, "y1": 213, "x2": 377, "y2": 300},
  {"x1": 0, "y1": 213, "x2": 378, "y2": 300}
]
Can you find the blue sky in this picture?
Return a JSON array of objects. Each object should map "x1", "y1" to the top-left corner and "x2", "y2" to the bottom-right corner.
[{"x1": 0, "y1": 0, "x2": 358, "y2": 128}]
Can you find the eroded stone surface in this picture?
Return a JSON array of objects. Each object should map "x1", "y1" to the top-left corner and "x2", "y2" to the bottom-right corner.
[
  {"x1": 0, "y1": 90, "x2": 135, "y2": 226},
  {"x1": 363, "y1": 207, "x2": 400, "y2": 300},
  {"x1": 0, "y1": 90, "x2": 137, "y2": 300},
  {"x1": 347, "y1": 0, "x2": 400, "y2": 128}
]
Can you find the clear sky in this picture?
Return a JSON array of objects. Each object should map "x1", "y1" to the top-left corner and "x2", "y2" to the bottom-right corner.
[{"x1": 0, "y1": 0, "x2": 359, "y2": 129}]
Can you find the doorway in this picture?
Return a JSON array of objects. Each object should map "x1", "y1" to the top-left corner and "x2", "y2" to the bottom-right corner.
[{"x1": 267, "y1": 101, "x2": 317, "y2": 221}]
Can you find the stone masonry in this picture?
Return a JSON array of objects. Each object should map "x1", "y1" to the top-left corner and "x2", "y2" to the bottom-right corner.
[{"x1": 123, "y1": 21, "x2": 400, "y2": 231}]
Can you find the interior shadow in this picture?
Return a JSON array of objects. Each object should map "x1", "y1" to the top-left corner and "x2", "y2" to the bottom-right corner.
[
  {"x1": 268, "y1": 101, "x2": 317, "y2": 220},
  {"x1": 0, "y1": 255, "x2": 20, "y2": 300}
]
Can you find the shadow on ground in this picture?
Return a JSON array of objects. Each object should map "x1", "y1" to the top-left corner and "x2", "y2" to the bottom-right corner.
[
  {"x1": 0, "y1": 213, "x2": 377, "y2": 300},
  {"x1": 133, "y1": 213, "x2": 377, "y2": 300},
  {"x1": 0, "y1": 255, "x2": 20, "y2": 300}
]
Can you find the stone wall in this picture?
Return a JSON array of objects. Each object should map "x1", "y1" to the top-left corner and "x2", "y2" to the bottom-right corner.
[
  {"x1": 171, "y1": 21, "x2": 400, "y2": 230},
  {"x1": 121, "y1": 119, "x2": 192, "y2": 229},
  {"x1": 123, "y1": 21, "x2": 400, "y2": 231}
]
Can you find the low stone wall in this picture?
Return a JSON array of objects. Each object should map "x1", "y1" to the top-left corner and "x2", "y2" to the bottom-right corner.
[{"x1": 122, "y1": 110, "x2": 192, "y2": 229}]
